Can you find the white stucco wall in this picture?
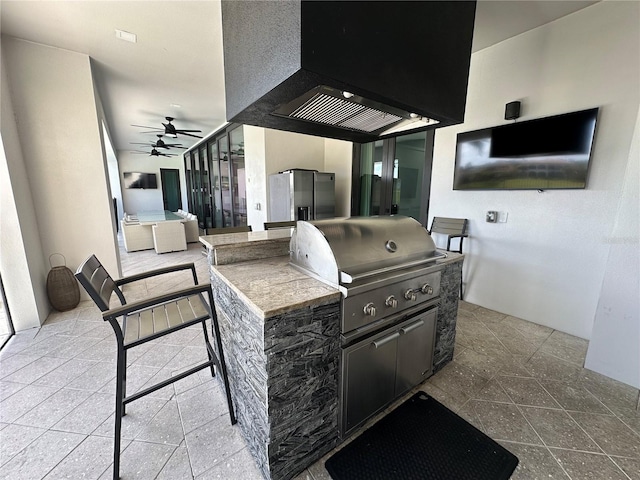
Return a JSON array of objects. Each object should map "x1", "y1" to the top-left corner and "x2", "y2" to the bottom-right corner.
[
  {"x1": 244, "y1": 125, "x2": 268, "y2": 230},
  {"x1": 264, "y1": 128, "x2": 326, "y2": 175},
  {"x1": 585, "y1": 107, "x2": 640, "y2": 388},
  {"x1": 2, "y1": 37, "x2": 119, "y2": 312},
  {"x1": 324, "y1": 138, "x2": 353, "y2": 217},
  {"x1": 117, "y1": 150, "x2": 187, "y2": 215},
  {"x1": 430, "y1": 1, "x2": 639, "y2": 342},
  {"x1": 0, "y1": 46, "x2": 48, "y2": 330}
]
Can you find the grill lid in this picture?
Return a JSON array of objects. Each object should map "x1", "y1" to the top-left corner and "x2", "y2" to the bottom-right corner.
[{"x1": 290, "y1": 216, "x2": 443, "y2": 288}]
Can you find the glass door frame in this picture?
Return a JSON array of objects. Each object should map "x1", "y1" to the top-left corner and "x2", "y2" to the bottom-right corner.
[
  {"x1": 184, "y1": 122, "x2": 247, "y2": 229},
  {"x1": 207, "y1": 140, "x2": 223, "y2": 228},
  {"x1": 351, "y1": 130, "x2": 435, "y2": 226},
  {"x1": 0, "y1": 274, "x2": 15, "y2": 350}
]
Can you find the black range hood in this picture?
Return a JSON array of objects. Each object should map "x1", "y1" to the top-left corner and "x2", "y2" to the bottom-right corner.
[{"x1": 221, "y1": 1, "x2": 477, "y2": 143}]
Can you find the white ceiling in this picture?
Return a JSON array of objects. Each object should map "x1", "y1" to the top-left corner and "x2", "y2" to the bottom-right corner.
[{"x1": 0, "y1": 0, "x2": 598, "y2": 152}]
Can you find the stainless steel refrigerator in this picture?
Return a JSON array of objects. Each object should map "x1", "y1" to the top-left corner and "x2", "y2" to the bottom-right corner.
[{"x1": 269, "y1": 169, "x2": 335, "y2": 221}]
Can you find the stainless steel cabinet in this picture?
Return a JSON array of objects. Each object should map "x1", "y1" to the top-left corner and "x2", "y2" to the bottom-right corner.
[
  {"x1": 343, "y1": 327, "x2": 398, "y2": 433},
  {"x1": 396, "y1": 312, "x2": 437, "y2": 395},
  {"x1": 341, "y1": 307, "x2": 437, "y2": 435}
]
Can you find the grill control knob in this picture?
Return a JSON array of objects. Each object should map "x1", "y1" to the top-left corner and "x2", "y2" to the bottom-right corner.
[
  {"x1": 363, "y1": 302, "x2": 376, "y2": 317},
  {"x1": 404, "y1": 289, "x2": 417, "y2": 301},
  {"x1": 421, "y1": 284, "x2": 434, "y2": 295},
  {"x1": 385, "y1": 296, "x2": 398, "y2": 308}
]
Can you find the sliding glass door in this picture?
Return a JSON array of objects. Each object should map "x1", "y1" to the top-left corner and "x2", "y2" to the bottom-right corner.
[
  {"x1": 352, "y1": 130, "x2": 434, "y2": 225},
  {"x1": 185, "y1": 124, "x2": 247, "y2": 229},
  {"x1": 229, "y1": 127, "x2": 246, "y2": 226},
  {"x1": 358, "y1": 140, "x2": 385, "y2": 216},
  {"x1": 208, "y1": 141, "x2": 223, "y2": 228}
]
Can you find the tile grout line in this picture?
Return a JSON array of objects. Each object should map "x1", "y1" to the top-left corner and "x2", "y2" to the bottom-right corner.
[
  {"x1": 38, "y1": 432, "x2": 90, "y2": 480},
  {"x1": 470, "y1": 309, "x2": 540, "y2": 364},
  {"x1": 579, "y1": 383, "x2": 640, "y2": 441},
  {"x1": 487, "y1": 361, "x2": 575, "y2": 479},
  {"x1": 607, "y1": 456, "x2": 634, "y2": 480},
  {"x1": 535, "y1": 375, "x2": 636, "y2": 479},
  {"x1": 0, "y1": 425, "x2": 49, "y2": 470}
]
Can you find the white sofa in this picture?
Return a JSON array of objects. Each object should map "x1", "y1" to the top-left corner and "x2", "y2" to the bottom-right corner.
[
  {"x1": 121, "y1": 220, "x2": 154, "y2": 252},
  {"x1": 183, "y1": 214, "x2": 199, "y2": 243},
  {"x1": 174, "y1": 210, "x2": 199, "y2": 243},
  {"x1": 152, "y1": 221, "x2": 187, "y2": 253}
]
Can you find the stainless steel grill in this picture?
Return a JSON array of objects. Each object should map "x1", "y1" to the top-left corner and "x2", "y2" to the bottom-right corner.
[
  {"x1": 289, "y1": 216, "x2": 446, "y2": 436},
  {"x1": 290, "y1": 216, "x2": 445, "y2": 335}
]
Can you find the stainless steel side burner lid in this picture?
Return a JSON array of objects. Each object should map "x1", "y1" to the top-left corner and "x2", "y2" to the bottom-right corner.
[{"x1": 289, "y1": 216, "x2": 446, "y2": 294}]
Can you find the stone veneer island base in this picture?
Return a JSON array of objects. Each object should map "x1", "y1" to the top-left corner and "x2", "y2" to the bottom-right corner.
[{"x1": 201, "y1": 232, "x2": 463, "y2": 480}]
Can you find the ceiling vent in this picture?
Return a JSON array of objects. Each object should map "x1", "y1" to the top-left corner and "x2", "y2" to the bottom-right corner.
[{"x1": 221, "y1": 1, "x2": 476, "y2": 143}]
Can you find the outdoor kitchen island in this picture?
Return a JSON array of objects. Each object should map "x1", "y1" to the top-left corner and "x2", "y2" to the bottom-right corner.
[{"x1": 201, "y1": 227, "x2": 463, "y2": 480}]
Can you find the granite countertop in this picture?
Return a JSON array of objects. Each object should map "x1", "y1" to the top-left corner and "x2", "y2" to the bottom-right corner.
[
  {"x1": 436, "y1": 250, "x2": 463, "y2": 265},
  {"x1": 212, "y1": 256, "x2": 341, "y2": 319},
  {"x1": 199, "y1": 228, "x2": 293, "y2": 250}
]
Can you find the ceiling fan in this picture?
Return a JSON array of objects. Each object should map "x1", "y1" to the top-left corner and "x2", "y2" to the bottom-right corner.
[
  {"x1": 131, "y1": 134, "x2": 186, "y2": 150},
  {"x1": 131, "y1": 148, "x2": 177, "y2": 157},
  {"x1": 132, "y1": 116, "x2": 203, "y2": 139}
]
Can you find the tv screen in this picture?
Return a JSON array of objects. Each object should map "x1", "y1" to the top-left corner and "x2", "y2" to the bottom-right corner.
[
  {"x1": 123, "y1": 172, "x2": 158, "y2": 189},
  {"x1": 453, "y1": 108, "x2": 598, "y2": 190}
]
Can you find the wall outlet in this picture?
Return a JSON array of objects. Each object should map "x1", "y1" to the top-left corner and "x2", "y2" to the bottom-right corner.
[
  {"x1": 255, "y1": 203, "x2": 261, "y2": 211},
  {"x1": 498, "y1": 212, "x2": 509, "y2": 223},
  {"x1": 486, "y1": 211, "x2": 498, "y2": 223}
]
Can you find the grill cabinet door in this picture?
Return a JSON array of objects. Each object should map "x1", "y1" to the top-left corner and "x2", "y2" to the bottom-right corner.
[
  {"x1": 395, "y1": 308, "x2": 437, "y2": 395},
  {"x1": 343, "y1": 328, "x2": 398, "y2": 433}
]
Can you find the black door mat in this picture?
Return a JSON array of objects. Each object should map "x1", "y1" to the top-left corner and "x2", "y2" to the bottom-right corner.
[{"x1": 326, "y1": 392, "x2": 518, "y2": 480}]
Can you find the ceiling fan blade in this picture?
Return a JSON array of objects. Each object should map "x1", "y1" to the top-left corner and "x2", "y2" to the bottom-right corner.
[
  {"x1": 131, "y1": 124, "x2": 163, "y2": 130},
  {"x1": 130, "y1": 142, "x2": 154, "y2": 146},
  {"x1": 176, "y1": 132, "x2": 203, "y2": 139},
  {"x1": 175, "y1": 129, "x2": 202, "y2": 133}
]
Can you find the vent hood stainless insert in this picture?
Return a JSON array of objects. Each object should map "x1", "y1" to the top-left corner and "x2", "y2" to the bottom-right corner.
[
  {"x1": 221, "y1": 1, "x2": 476, "y2": 143},
  {"x1": 273, "y1": 85, "x2": 440, "y2": 136}
]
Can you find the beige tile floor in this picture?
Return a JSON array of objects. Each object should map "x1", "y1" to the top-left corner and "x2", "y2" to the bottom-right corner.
[{"x1": 0, "y1": 239, "x2": 639, "y2": 479}]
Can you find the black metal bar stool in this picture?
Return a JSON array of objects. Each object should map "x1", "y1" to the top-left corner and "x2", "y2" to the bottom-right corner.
[
  {"x1": 75, "y1": 255, "x2": 236, "y2": 480},
  {"x1": 428, "y1": 217, "x2": 469, "y2": 299}
]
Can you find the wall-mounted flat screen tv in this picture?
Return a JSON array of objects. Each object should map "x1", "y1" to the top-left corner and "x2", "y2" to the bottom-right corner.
[
  {"x1": 453, "y1": 108, "x2": 599, "y2": 190},
  {"x1": 123, "y1": 172, "x2": 158, "y2": 189}
]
